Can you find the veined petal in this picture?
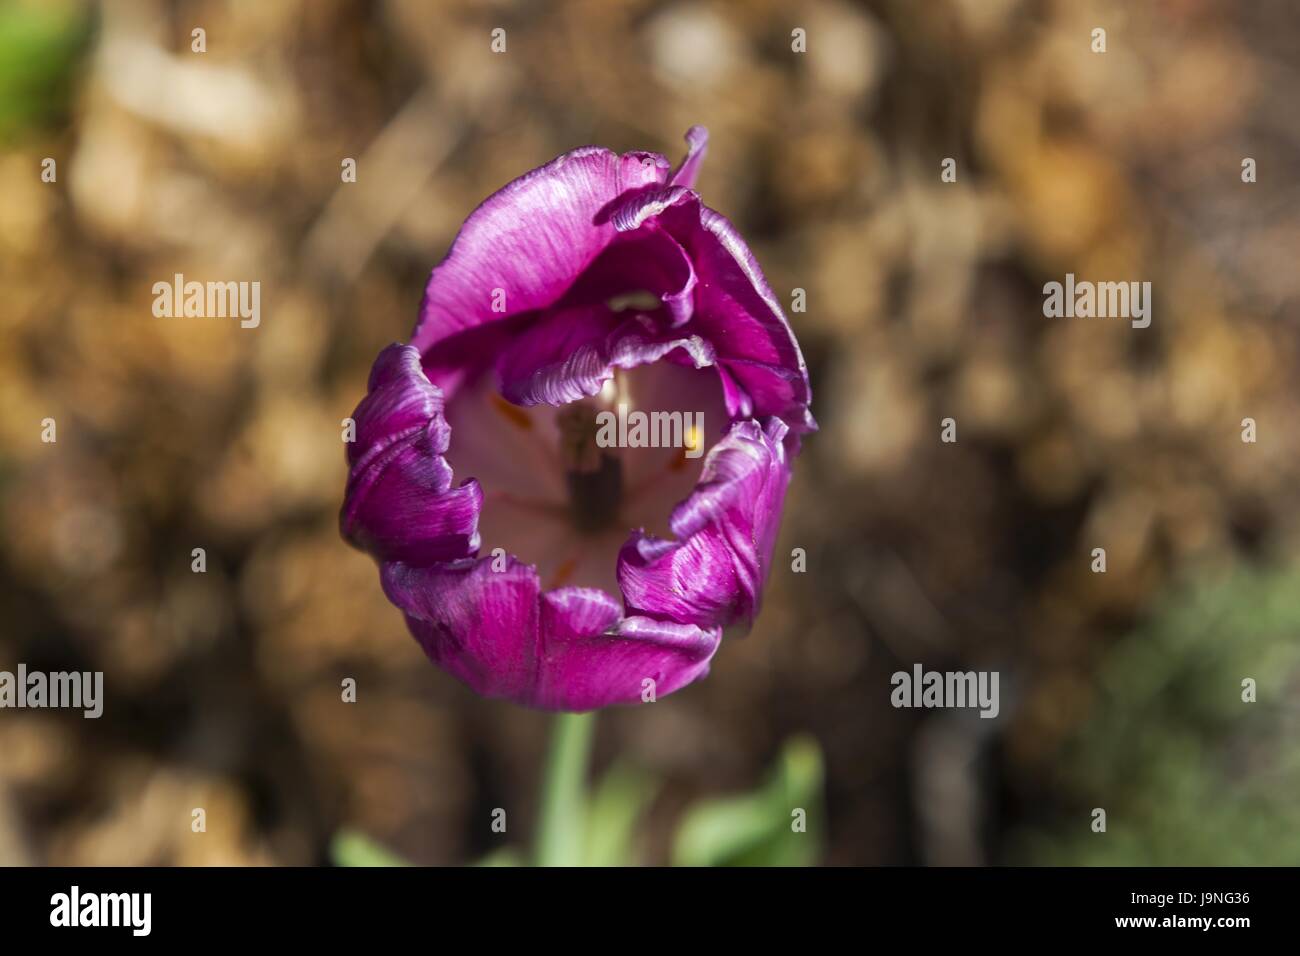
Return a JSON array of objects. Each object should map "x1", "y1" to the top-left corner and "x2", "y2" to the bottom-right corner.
[
  {"x1": 382, "y1": 558, "x2": 720, "y2": 711},
  {"x1": 496, "y1": 305, "x2": 715, "y2": 407},
  {"x1": 617, "y1": 418, "x2": 792, "y2": 630},
  {"x1": 669, "y1": 125, "x2": 709, "y2": 189},
  {"x1": 537, "y1": 588, "x2": 720, "y2": 710},
  {"x1": 560, "y1": 227, "x2": 697, "y2": 327},
  {"x1": 656, "y1": 195, "x2": 817, "y2": 439},
  {"x1": 411, "y1": 146, "x2": 672, "y2": 354},
  {"x1": 341, "y1": 344, "x2": 482, "y2": 564},
  {"x1": 611, "y1": 184, "x2": 694, "y2": 233}
]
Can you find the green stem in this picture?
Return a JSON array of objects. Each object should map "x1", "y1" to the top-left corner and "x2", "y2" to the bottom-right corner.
[{"x1": 535, "y1": 711, "x2": 596, "y2": 867}]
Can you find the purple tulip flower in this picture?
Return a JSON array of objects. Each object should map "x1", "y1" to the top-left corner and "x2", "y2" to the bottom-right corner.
[{"x1": 342, "y1": 127, "x2": 814, "y2": 711}]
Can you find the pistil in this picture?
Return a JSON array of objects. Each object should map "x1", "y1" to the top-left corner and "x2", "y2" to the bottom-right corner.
[{"x1": 558, "y1": 402, "x2": 623, "y2": 533}]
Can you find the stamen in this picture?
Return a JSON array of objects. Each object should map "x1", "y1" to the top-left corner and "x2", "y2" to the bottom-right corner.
[
  {"x1": 548, "y1": 554, "x2": 580, "y2": 590},
  {"x1": 491, "y1": 393, "x2": 534, "y2": 430},
  {"x1": 489, "y1": 390, "x2": 563, "y2": 473},
  {"x1": 670, "y1": 423, "x2": 703, "y2": 471}
]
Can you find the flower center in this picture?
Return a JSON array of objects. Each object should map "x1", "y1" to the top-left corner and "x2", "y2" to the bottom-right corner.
[
  {"x1": 557, "y1": 402, "x2": 623, "y2": 533},
  {"x1": 445, "y1": 361, "x2": 726, "y2": 595}
]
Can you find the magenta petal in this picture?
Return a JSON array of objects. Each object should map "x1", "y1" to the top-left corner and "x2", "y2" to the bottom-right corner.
[
  {"x1": 656, "y1": 196, "x2": 816, "y2": 436},
  {"x1": 670, "y1": 125, "x2": 709, "y2": 188},
  {"x1": 538, "y1": 589, "x2": 720, "y2": 710},
  {"x1": 496, "y1": 305, "x2": 715, "y2": 407},
  {"x1": 617, "y1": 417, "x2": 792, "y2": 630},
  {"x1": 411, "y1": 146, "x2": 671, "y2": 354},
  {"x1": 493, "y1": 304, "x2": 619, "y2": 406},
  {"x1": 385, "y1": 558, "x2": 539, "y2": 701},
  {"x1": 611, "y1": 184, "x2": 694, "y2": 233},
  {"x1": 561, "y1": 227, "x2": 698, "y2": 327},
  {"x1": 383, "y1": 558, "x2": 719, "y2": 711},
  {"x1": 341, "y1": 344, "x2": 482, "y2": 564}
]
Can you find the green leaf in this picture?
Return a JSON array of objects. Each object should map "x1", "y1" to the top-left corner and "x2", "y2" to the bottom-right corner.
[
  {"x1": 672, "y1": 735, "x2": 824, "y2": 867},
  {"x1": 330, "y1": 829, "x2": 410, "y2": 867},
  {"x1": 0, "y1": 2, "x2": 92, "y2": 141}
]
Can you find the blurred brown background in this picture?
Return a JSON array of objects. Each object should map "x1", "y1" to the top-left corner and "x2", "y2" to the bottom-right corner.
[{"x1": 2, "y1": 0, "x2": 1299, "y2": 866}]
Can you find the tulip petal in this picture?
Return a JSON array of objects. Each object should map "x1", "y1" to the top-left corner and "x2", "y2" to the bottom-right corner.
[
  {"x1": 496, "y1": 305, "x2": 715, "y2": 408},
  {"x1": 611, "y1": 185, "x2": 694, "y2": 233},
  {"x1": 412, "y1": 146, "x2": 672, "y2": 354},
  {"x1": 657, "y1": 196, "x2": 817, "y2": 438},
  {"x1": 383, "y1": 557, "x2": 720, "y2": 710},
  {"x1": 537, "y1": 588, "x2": 720, "y2": 710},
  {"x1": 617, "y1": 417, "x2": 792, "y2": 630},
  {"x1": 560, "y1": 227, "x2": 697, "y2": 327},
  {"x1": 598, "y1": 186, "x2": 814, "y2": 439},
  {"x1": 669, "y1": 125, "x2": 709, "y2": 189},
  {"x1": 341, "y1": 344, "x2": 482, "y2": 564}
]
